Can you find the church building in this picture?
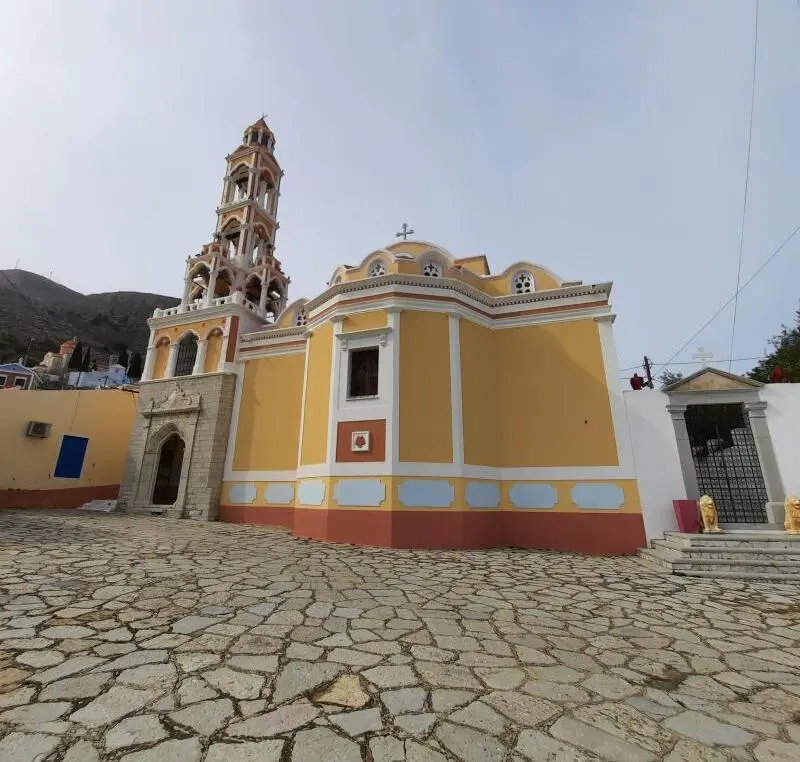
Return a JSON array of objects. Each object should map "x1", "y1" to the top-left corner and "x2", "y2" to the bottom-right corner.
[{"x1": 118, "y1": 119, "x2": 646, "y2": 554}]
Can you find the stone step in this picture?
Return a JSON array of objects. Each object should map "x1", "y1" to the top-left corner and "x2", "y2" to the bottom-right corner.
[
  {"x1": 650, "y1": 539, "x2": 800, "y2": 562},
  {"x1": 675, "y1": 569, "x2": 800, "y2": 583},
  {"x1": 639, "y1": 538, "x2": 800, "y2": 581},
  {"x1": 662, "y1": 532, "x2": 800, "y2": 551}
]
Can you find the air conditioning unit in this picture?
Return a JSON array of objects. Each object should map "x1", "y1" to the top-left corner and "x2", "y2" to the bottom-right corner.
[{"x1": 26, "y1": 421, "x2": 52, "y2": 438}]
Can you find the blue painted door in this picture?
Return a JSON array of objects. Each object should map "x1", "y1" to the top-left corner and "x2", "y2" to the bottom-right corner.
[{"x1": 54, "y1": 435, "x2": 89, "y2": 479}]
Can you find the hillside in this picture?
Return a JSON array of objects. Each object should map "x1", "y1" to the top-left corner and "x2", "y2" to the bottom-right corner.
[{"x1": 0, "y1": 270, "x2": 179, "y2": 364}]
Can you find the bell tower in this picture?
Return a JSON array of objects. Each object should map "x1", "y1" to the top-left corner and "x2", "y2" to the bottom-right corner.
[
  {"x1": 181, "y1": 117, "x2": 289, "y2": 321},
  {"x1": 123, "y1": 118, "x2": 291, "y2": 522}
]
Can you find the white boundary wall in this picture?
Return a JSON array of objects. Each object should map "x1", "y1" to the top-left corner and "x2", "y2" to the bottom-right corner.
[
  {"x1": 623, "y1": 390, "x2": 683, "y2": 541},
  {"x1": 762, "y1": 385, "x2": 800, "y2": 498},
  {"x1": 624, "y1": 384, "x2": 800, "y2": 542}
]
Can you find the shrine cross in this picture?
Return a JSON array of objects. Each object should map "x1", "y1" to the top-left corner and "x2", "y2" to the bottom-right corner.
[{"x1": 692, "y1": 346, "x2": 714, "y2": 367}]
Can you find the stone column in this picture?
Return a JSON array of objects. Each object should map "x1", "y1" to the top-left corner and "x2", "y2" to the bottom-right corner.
[
  {"x1": 259, "y1": 276, "x2": 269, "y2": 312},
  {"x1": 745, "y1": 400, "x2": 786, "y2": 524},
  {"x1": 141, "y1": 332, "x2": 157, "y2": 382},
  {"x1": 205, "y1": 269, "x2": 219, "y2": 306},
  {"x1": 181, "y1": 277, "x2": 192, "y2": 307},
  {"x1": 667, "y1": 404, "x2": 700, "y2": 499},
  {"x1": 192, "y1": 339, "x2": 208, "y2": 376},
  {"x1": 166, "y1": 343, "x2": 178, "y2": 378}
]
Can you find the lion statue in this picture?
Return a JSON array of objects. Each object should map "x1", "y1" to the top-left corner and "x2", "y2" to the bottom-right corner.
[
  {"x1": 698, "y1": 495, "x2": 722, "y2": 533},
  {"x1": 785, "y1": 495, "x2": 800, "y2": 535}
]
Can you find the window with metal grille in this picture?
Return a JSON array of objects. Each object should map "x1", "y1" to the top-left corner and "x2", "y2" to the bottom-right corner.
[
  {"x1": 348, "y1": 347, "x2": 379, "y2": 398},
  {"x1": 174, "y1": 335, "x2": 198, "y2": 377}
]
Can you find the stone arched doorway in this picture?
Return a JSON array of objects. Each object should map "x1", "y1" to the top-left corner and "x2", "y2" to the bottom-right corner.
[{"x1": 152, "y1": 433, "x2": 185, "y2": 506}]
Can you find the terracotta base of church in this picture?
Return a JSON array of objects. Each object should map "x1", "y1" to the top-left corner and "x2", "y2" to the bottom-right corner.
[
  {"x1": 0, "y1": 485, "x2": 120, "y2": 510},
  {"x1": 219, "y1": 505, "x2": 646, "y2": 555}
]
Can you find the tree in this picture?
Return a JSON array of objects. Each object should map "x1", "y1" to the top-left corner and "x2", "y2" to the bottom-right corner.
[
  {"x1": 749, "y1": 303, "x2": 800, "y2": 383},
  {"x1": 659, "y1": 370, "x2": 684, "y2": 389}
]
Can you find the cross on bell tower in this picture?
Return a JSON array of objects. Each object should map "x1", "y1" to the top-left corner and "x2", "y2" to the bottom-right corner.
[{"x1": 179, "y1": 117, "x2": 290, "y2": 323}]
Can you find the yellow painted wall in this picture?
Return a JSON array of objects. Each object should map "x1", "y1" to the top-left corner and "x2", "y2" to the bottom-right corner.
[
  {"x1": 300, "y1": 322, "x2": 333, "y2": 465},
  {"x1": 454, "y1": 257, "x2": 490, "y2": 276},
  {"x1": 0, "y1": 390, "x2": 137, "y2": 491},
  {"x1": 233, "y1": 353, "x2": 305, "y2": 471},
  {"x1": 481, "y1": 267, "x2": 561, "y2": 296},
  {"x1": 342, "y1": 310, "x2": 386, "y2": 333},
  {"x1": 399, "y1": 311, "x2": 453, "y2": 462},
  {"x1": 155, "y1": 318, "x2": 225, "y2": 344},
  {"x1": 460, "y1": 319, "x2": 499, "y2": 465},
  {"x1": 204, "y1": 331, "x2": 223, "y2": 374},
  {"x1": 152, "y1": 341, "x2": 169, "y2": 381},
  {"x1": 461, "y1": 318, "x2": 617, "y2": 468}
]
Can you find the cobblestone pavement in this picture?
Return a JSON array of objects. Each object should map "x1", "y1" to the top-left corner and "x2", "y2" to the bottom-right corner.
[{"x1": 1, "y1": 512, "x2": 799, "y2": 761}]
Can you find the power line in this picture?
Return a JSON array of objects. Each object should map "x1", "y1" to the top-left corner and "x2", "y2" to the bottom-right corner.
[
  {"x1": 662, "y1": 220, "x2": 800, "y2": 367},
  {"x1": 728, "y1": 0, "x2": 760, "y2": 372},
  {"x1": 620, "y1": 355, "x2": 767, "y2": 374}
]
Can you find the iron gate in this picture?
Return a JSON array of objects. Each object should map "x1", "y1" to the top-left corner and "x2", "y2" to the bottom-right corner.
[{"x1": 685, "y1": 403, "x2": 768, "y2": 523}]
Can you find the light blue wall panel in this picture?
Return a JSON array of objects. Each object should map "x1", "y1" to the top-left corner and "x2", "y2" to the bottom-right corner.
[
  {"x1": 297, "y1": 479, "x2": 326, "y2": 506},
  {"x1": 264, "y1": 482, "x2": 295, "y2": 505},
  {"x1": 572, "y1": 483, "x2": 625, "y2": 510},
  {"x1": 465, "y1": 482, "x2": 500, "y2": 509},
  {"x1": 228, "y1": 483, "x2": 257, "y2": 504},
  {"x1": 334, "y1": 479, "x2": 386, "y2": 507},
  {"x1": 398, "y1": 480, "x2": 454, "y2": 508},
  {"x1": 509, "y1": 483, "x2": 558, "y2": 510}
]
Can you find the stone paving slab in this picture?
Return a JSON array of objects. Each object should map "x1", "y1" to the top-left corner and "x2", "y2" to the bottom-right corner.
[{"x1": 0, "y1": 510, "x2": 799, "y2": 760}]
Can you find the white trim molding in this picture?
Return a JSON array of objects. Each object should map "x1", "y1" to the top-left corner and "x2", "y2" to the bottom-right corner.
[
  {"x1": 448, "y1": 313, "x2": 464, "y2": 467},
  {"x1": 224, "y1": 462, "x2": 635, "y2": 482},
  {"x1": 594, "y1": 314, "x2": 635, "y2": 476}
]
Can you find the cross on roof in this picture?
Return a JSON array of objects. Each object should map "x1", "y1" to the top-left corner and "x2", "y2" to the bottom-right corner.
[
  {"x1": 395, "y1": 222, "x2": 415, "y2": 241},
  {"x1": 692, "y1": 346, "x2": 714, "y2": 367}
]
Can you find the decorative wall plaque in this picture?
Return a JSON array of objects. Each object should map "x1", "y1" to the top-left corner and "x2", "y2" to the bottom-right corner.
[{"x1": 351, "y1": 430, "x2": 371, "y2": 452}]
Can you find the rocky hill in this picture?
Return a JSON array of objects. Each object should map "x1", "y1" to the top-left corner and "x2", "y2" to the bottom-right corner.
[{"x1": 0, "y1": 270, "x2": 179, "y2": 364}]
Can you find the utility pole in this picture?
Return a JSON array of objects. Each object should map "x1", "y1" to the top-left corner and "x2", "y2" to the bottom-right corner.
[
  {"x1": 22, "y1": 336, "x2": 34, "y2": 366},
  {"x1": 643, "y1": 356, "x2": 654, "y2": 389}
]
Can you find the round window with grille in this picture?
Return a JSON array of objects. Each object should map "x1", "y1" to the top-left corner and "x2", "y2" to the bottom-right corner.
[{"x1": 512, "y1": 271, "x2": 534, "y2": 294}]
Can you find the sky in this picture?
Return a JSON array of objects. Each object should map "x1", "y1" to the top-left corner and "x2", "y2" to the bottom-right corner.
[{"x1": 0, "y1": 0, "x2": 798, "y2": 378}]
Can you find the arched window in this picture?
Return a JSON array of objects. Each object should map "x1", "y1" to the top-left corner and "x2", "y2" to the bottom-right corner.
[
  {"x1": 174, "y1": 334, "x2": 198, "y2": 377},
  {"x1": 512, "y1": 271, "x2": 535, "y2": 294},
  {"x1": 422, "y1": 261, "x2": 443, "y2": 278},
  {"x1": 367, "y1": 260, "x2": 386, "y2": 278}
]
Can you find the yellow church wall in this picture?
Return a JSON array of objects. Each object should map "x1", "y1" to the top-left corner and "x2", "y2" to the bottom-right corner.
[
  {"x1": 300, "y1": 322, "x2": 333, "y2": 465},
  {"x1": 232, "y1": 353, "x2": 305, "y2": 471},
  {"x1": 454, "y1": 256, "x2": 490, "y2": 276},
  {"x1": 0, "y1": 389, "x2": 137, "y2": 506},
  {"x1": 460, "y1": 319, "x2": 500, "y2": 466},
  {"x1": 461, "y1": 318, "x2": 617, "y2": 468},
  {"x1": 341, "y1": 310, "x2": 386, "y2": 333},
  {"x1": 399, "y1": 311, "x2": 453, "y2": 462},
  {"x1": 481, "y1": 267, "x2": 561, "y2": 297},
  {"x1": 203, "y1": 330, "x2": 224, "y2": 374},
  {"x1": 151, "y1": 340, "x2": 169, "y2": 381},
  {"x1": 495, "y1": 319, "x2": 617, "y2": 467},
  {"x1": 154, "y1": 318, "x2": 226, "y2": 345}
]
